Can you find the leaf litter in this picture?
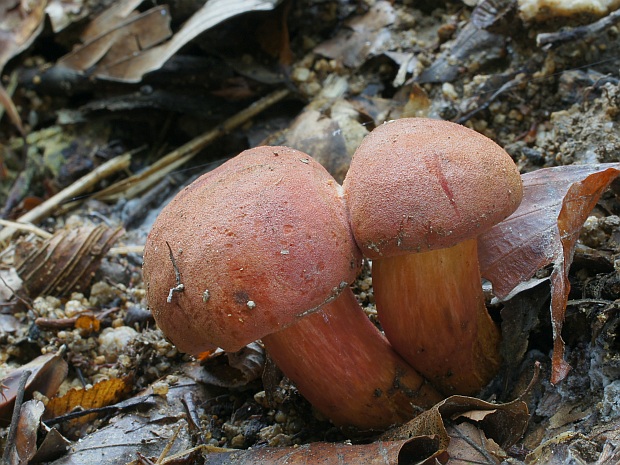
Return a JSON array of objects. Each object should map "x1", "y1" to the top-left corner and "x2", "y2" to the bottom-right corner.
[{"x1": 1, "y1": 0, "x2": 620, "y2": 463}]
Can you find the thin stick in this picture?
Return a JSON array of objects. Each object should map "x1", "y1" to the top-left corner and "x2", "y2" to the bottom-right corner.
[
  {"x1": 108, "y1": 245, "x2": 144, "y2": 255},
  {"x1": 94, "y1": 88, "x2": 290, "y2": 202},
  {"x1": 1, "y1": 370, "x2": 32, "y2": 465},
  {"x1": 0, "y1": 219, "x2": 52, "y2": 239},
  {"x1": 0, "y1": 153, "x2": 132, "y2": 244},
  {"x1": 156, "y1": 423, "x2": 183, "y2": 465}
]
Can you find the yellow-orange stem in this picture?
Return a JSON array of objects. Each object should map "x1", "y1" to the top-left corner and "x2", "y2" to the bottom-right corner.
[
  {"x1": 372, "y1": 238, "x2": 501, "y2": 396},
  {"x1": 262, "y1": 287, "x2": 442, "y2": 431}
]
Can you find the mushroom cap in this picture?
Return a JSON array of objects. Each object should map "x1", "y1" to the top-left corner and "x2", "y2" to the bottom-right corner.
[
  {"x1": 343, "y1": 118, "x2": 523, "y2": 259},
  {"x1": 143, "y1": 146, "x2": 362, "y2": 354}
]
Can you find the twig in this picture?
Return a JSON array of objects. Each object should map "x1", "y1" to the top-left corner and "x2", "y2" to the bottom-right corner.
[
  {"x1": 108, "y1": 245, "x2": 144, "y2": 255},
  {"x1": 166, "y1": 241, "x2": 184, "y2": 302},
  {"x1": 537, "y1": 8, "x2": 620, "y2": 50},
  {"x1": 156, "y1": 424, "x2": 183, "y2": 465},
  {"x1": 1, "y1": 370, "x2": 32, "y2": 465},
  {"x1": 93, "y1": 88, "x2": 290, "y2": 202},
  {"x1": 0, "y1": 153, "x2": 132, "y2": 244},
  {"x1": 517, "y1": 361, "x2": 542, "y2": 402},
  {"x1": 0, "y1": 219, "x2": 52, "y2": 239}
]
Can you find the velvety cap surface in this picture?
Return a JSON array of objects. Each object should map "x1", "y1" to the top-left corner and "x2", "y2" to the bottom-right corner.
[
  {"x1": 343, "y1": 118, "x2": 523, "y2": 259},
  {"x1": 143, "y1": 146, "x2": 362, "y2": 354}
]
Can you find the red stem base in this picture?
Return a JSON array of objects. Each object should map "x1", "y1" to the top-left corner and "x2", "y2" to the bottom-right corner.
[{"x1": 262, "y1": 287, "x2": 442, "y2": 431}]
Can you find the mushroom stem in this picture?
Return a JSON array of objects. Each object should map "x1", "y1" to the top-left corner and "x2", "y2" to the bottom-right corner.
[
  {"x1": 371, "y1": 238, "x2": 501, "y2": 396},
  {"x1": 262, "y1": 286, "x2": 443, "y2": 430}
]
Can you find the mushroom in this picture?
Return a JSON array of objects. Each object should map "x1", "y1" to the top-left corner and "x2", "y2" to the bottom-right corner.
[
  {"x1": 343, "y1": 118, "x2": 523, "y2": 395},
  {"x1": 143, "y1": 145, "x2": 441, "y2": 429}
]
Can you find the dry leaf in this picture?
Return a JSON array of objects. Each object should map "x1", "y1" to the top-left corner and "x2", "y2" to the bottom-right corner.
[
  {"x1": 44, "y1": 377, "x2": 130, "y2": 436},
  {"x1": 48, "y1": 374, "x2": 210, "y2": 464},
  {"x1": 0, "y1": 0, "x2": 47, "y2": 133},
  {"x1": 382, "y1": 395, "x2": 529, "y2": 463},
  {"x1": 185, "y1": 343, "x2": 265, "y2": 389},
  {"x1": 445, "y1": 422, "x2": 504, "y2": 464},
  {"x1": 201, "y1": 438, "x2": 420, "y2": 465},
  {"x1": 64, "y1": 0, "x2": 283, "y2": 82},
  {"x1": 58, "y1": 5, "x2": 172, "y2": 72},
  {"x1": 0, "y1": 351, "x2": 68, "y2": 424},
  {"x1": 479, "y1": 163, "x2": 620, "y2": 384},
  {"x1": 8, "y1": 400, "x2": 45, "y2": 465},
  {"x1": 314, "y1": 1, "x2": 396, "y2": 68},
  {"x1": 0, "y1": 268, "x2": 22, "y2": 302},
  {"x1": 417, "y1": 17, "x2": 505, "y2": 84},
  {"x1": 16, "y1": 225, "x2": 124, "y2": 298}
]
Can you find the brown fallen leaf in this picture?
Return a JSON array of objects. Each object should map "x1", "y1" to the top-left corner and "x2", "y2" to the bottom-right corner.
[
  {"x1": 0, "y1": 351, "x2": 68, "y2": 424},
  {"x1": 58, "y1": 5, "x2": 172, "y2": 73},
  {"x1": 199, "y1": 439, "x2": 427, "y2": 465},
  {"x1": 7, "y1": 399, "x2": 45, "y2": 465},
  {"x1": 445, "y1": 422, "x2": 505, "y2": 464},
  {"x1": 184, "y1": 343, "x2": 265, "y2": 389},
  {"x1": 16, "y1": 224, "x2": 124, "y2": 298},
  {"x1": 60, "y1": 0, "x2": 283, "y2": 82},
  {"x1": 381, "y1": 395, "x2": 529, "y2": 463},
  {"x1": 478, "y1": 163, "x2": 620, "y2": 384}
]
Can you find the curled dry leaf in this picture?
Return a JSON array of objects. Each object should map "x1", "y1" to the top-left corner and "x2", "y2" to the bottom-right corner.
[
  {"x1": 8, "y1": 399, "x2": 45, "y2": 465},
  {"x1": 185, "y1": 343, "x2": 265, "y2": 389},
  {"x1": 381, "y1": 395, "x2": 529, "y2": 463},
  {"x1": 0, "y1": 351, "x2": 68, "y2": 424},
  {"x1": 16, "y1": 224, "x2": 124, "y2": 298},
  {"x1": 478, "y1": 163, "x2": 620, "y2": 384}
]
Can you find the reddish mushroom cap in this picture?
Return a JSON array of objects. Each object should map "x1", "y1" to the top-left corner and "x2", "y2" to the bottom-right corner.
[
  {"x1": 143, "y1": 146, "x2": 362, "y2": 354},
  {"x1": 343, "y1": 118, "x2": 523, "y2": 259}
]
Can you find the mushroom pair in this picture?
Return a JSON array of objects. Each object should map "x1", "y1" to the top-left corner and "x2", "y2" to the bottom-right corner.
[
  {"x1": 142, "y1": 146, "x2": 441, "y2": 431},
  {"x1": 143, "y1": 118, "x2": 523, "y2": 429}
]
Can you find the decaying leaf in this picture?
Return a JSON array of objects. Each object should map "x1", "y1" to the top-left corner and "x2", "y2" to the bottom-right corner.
[
  {"x1": 44, "y1": 377, "x2": 130, "y2": 436},
  {"x1": 417, "y1": 0, "x2": 508, "y2": 84},
  {"x1": 16, "y1": 224, "x2": 124, "y2": 298},
  {"x1": 381, "y1": 395, "x2": 529, "y2": 463},
  {"x1": 0, "y1": 351, "x2": 68, "y2": 424},
  {"x1": 58, "y1": 5, "x2": 172, "y2": 73},
  {"x1": 49, "y1": 375, "x2": 213, "y2": 464},
  {"x1": 0, "y1": 0, "x2": 46, "y2": 133},
  {"x1": 314, "y1": 1, "x2": 396, "y2": 68},
  {"x1": 0, "y1": 268, "x2": 23, "y2": 302},
  {"x1": 200, "y1": 438, "x2": 424, "y2": 465},
  {"x1": 479, "y1": 163, "x2": 620, "y2": 384},
  {"x1": 186, "y1": 343, "x2": 265, "y2": 389},
  {"x1": 7, "y1": 399, "x2": 46, "y2": 465},
  {"x1": 56, "y1": 0, "x2": 283, "y2": 82}
]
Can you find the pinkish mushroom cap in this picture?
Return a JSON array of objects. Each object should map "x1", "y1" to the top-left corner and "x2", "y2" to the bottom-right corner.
[
  {"x1": 343, "y1": 118, "x2": 523, "y2": 259},
  {"x1": 143, "y1": 146, "x2": 361, "y2": 354}
]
